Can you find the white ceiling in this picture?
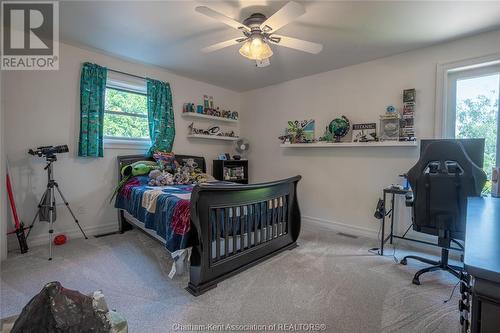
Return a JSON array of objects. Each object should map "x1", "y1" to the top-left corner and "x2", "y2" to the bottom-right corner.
[{"x1": 60, "y1": 1, "x2": 500, "y2": 92}]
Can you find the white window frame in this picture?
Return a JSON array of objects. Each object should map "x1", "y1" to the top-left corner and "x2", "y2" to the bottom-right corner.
[
  {"x1": 103, "y1": 72, "x2": 150, "y2": 149},
  {"x1": 436, "y1": 54, "x2": 500, "y2": 168},
  {"x1": 435, "y1": 53, "x2": 500, "y2": 138},
  {"x1": 446, "y1": 65, "x2": 500, "y2": 139}
]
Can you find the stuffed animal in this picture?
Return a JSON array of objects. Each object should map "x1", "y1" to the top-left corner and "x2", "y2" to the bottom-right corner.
[
  {"x1": 120, "y1": 161, "x2": 159, "y2": 178},
  {"x1": 148, "y1": 169, "x2": 174, "y2": 186},
  {"x1": 169, "y1": 159, "x2": 201, "y2": 184},
  {"x1": 111, "y1": 161, "x2": 160, "y2": 202}
]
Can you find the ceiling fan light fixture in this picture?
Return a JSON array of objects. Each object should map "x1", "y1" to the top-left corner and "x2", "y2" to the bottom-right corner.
[{"x1": 239, "y1": 36, "x2": 273, "y2": 60}]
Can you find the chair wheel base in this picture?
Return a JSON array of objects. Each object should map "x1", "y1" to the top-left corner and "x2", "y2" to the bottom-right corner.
[{"x1": 401, "y1": 250, "x2": 463, "y2": 286}]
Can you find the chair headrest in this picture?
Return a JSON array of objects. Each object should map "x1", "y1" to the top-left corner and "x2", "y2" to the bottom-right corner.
[
  {"x1": 419, "y1": 141, "x2": 474, "y2": 168},
  {"x1": 408, "y1": 140, "x2": 486, "y2": 195}
]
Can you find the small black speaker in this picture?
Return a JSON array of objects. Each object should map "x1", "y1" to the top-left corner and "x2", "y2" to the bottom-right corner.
[{"x1": 374, "y1": 198, "x2": 385, "y2": 219}]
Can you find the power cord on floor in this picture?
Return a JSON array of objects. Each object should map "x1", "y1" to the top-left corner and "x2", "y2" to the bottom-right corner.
[
  {"x1": 443, "y1": 280, "x2": 460, "y2": 303},
  {"x1": 368, "y1": 245, "x2": 399, "y2": 263},
  {"x1": 392, "y1": 244, "x2": 399, "y2": 263},
  {"x1": 368, "y1": 208, "x2": 399, "y2": 263}
]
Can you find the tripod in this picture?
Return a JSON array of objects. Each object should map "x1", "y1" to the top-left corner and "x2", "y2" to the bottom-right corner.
[{"x1": 26, "y1": 155, "x2": 88, "y2": 260}]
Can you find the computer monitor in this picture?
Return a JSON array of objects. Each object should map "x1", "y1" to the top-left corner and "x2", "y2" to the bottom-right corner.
[{"x1": 420, "y1": 138, "x2": 485, "y2": 168}]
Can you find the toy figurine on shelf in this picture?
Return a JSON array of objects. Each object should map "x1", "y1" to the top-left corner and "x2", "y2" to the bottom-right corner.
[
  {"x1": 214, "y1": 107, "x2": 221, "y2": 117},
  {"x1": 183, "y1": 103, "x2": 195, "y2": 113},
  {"x1": 319, "y1": 126, "x2": 334, "y2": 142},
  {"x1": 278, "y1": 133, "x2": 293, "y2": 144},
  {"x1": 203, "y1": 95, "x2": 214, "y2": 115},
  {"x1": 195, "y1": 95, "x2": 239, "y2": 121}
]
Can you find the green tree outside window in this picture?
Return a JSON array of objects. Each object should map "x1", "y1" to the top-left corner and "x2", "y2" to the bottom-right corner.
[
  {"x1": 455, "y1": 94, "x2": 499, "y2": 193},
  {"x1": 104, "y1": 88, "x2": 149, "y2": 139}
]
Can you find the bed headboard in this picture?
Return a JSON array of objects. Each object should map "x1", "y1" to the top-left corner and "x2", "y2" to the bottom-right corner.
[{"x1": 117, "y1": 154, "x2": 207, "y2": 177}]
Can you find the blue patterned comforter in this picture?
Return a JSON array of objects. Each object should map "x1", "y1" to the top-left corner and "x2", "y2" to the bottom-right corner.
[{"x1": 115, "y1": 176, "x2": 195, "y2": 252}]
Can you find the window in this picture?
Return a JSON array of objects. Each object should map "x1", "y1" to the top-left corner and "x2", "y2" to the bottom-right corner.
[
  {"x1": 446, "y1": 63, "x2": 500, "y2": 191},
  {"x1": 103, "y1": 73, "x2": 149, "y2": 143}
]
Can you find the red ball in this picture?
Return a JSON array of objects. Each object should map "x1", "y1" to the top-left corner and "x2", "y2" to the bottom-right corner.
[{"x1": 53, "y1": 234, "x2": 67, "y2": 245}]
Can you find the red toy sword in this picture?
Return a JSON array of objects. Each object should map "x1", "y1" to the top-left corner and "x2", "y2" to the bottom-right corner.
[{"x1": 6, "y1": 163, "x2": 29, "y2": 253}]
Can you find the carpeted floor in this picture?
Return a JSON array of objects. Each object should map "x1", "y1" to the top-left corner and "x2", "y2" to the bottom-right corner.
[{"x1": 1, "y1": 224, "x2": 461, "y2": 333}]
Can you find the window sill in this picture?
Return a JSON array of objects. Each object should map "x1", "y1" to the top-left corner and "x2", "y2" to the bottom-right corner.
[{"x1": 104, "y1": 138, "x2": 151, "y2": 150}]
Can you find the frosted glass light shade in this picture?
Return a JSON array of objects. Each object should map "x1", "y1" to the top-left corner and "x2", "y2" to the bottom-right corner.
[{"x1": 239, "y1": 37, "x2": 273, "y2": 60}]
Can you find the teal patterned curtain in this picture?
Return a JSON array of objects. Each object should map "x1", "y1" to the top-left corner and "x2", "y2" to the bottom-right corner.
[
  {"x1": 146, "y1": 78, "x2": 175, "y2": 156},
  {"x1": 78, "y1": 62, "x2": 107, "y2": 157}
]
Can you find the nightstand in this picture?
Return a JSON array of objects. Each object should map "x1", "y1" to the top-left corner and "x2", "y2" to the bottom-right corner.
[{"x1": 213, "y1": 160, "x2": 248, "y2": 184}]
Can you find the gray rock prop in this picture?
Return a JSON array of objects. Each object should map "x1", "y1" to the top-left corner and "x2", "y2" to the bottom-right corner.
[{"x1": 11, "y1": 281, "x2": 127, "y2": 333}]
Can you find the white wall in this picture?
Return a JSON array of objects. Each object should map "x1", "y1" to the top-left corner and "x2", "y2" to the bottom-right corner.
[
  {"x1": 4, "y1": 29, "x2": 500, "y2": 253},
  {"x1": 3, "y1": 42, "x2": 241, "y2": 251},
  {"x1": 240, "y1": 29, "x2": 500, "y2": 237}
]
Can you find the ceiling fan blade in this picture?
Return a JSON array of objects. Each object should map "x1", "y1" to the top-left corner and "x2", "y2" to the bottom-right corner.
[
  {"x1": 260, "y1": 1, "x2": 305, "y2": 33},
  {"x1": 256, "y1": 58, "x2": 270, "y2": 68},
  {"x1": 269, "y1": 35, "x2": 323, "y2": 54},
  {"x1": 195, "y1": 6, "x2": 250, "y2": 32},
  {"x1": 201, "y1": 38, "x2": 246, "y2": 53}
]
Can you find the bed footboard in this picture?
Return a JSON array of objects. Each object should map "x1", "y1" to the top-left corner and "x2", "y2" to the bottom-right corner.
[{"x1": 187, "y1": 176, "x2": 301, "y2": 296}]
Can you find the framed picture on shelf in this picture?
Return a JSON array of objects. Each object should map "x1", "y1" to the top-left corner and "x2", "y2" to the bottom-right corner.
[
  {"x1": 352, "y1": 123, "x2": 377, "y2": 142},
  {"x1": 287, "y1": 120, "x2": 315, "y2": 142},
  {"x1": 403, "y1": 89, "x2": 416, "y2": 103}
]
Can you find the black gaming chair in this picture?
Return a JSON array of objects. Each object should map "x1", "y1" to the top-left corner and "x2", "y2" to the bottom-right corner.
[{"x1": 401, "y1": 140, "x2": 487, "y2": 285}]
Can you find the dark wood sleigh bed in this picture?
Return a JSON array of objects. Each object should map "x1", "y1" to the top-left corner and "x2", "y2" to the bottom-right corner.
[{"x1": 116, "y1": 154, "x2": 301, "y2": 296}]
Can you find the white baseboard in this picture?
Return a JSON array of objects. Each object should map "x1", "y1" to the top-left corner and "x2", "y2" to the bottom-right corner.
[
  {"x1": 7, "y1": 222, "x2": 119, "y2": 250},
  {"x1": 302, "y1": 215, "x2": 379, "y2": 239}
]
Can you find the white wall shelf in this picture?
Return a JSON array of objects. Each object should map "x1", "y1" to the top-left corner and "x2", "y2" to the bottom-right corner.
[
  {"x1": 188, "y1": 134, "x2": 239, "y2": 141},
  {"x1": 280, "y1": 141, "x2": 418, "y2": 148},
  {"x1": 182, "y1": 112, "x2": 238, "y2": 123}
]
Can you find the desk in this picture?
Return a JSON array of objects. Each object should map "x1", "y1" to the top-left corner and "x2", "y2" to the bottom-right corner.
[
  {"x1": 379, "y1": 187, "x2": 409, "y2": 255},
  {"x1": 460, "y1": 196, "x2": 500, "y2": 333},
  {"x1": 464, "y1": 197, "x2": 500, "y2": 283},
  {"x1": 378, "y1": 186, "x2": 462, "y2": 255}
]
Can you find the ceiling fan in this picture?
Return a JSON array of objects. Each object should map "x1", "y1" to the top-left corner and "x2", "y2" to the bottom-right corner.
[{"x1": 195, "y1": 1, "x2": 323, "y2": 67}]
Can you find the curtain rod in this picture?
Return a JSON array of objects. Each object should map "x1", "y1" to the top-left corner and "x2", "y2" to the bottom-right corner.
[{"x1": 107, "y1": 68, "x2": 147, "y2": 81}]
